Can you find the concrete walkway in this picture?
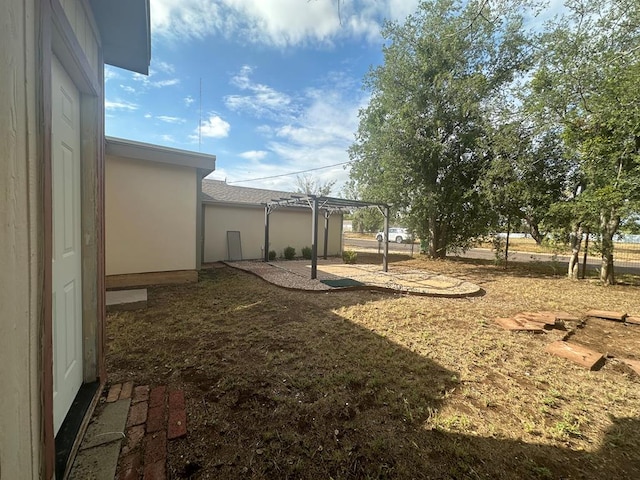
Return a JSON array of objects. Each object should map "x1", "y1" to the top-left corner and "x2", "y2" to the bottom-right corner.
[{"x1": 226, "y1": 259, "x2": 481, "y2": 297}]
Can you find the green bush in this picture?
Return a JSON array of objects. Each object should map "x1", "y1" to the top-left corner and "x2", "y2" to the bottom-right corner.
[
  {"x1": 284, "y1": 246, "x2": 296, "y2": 260},
  {"x1": 342, "y1": 250, "x2": 357, "y2": 264},
  {"x1": 301, "y1": 246, "x2": 312, "y2": 259},
  {"x1": 268, "y1": 250, "x2": 277, "y2": 261}
]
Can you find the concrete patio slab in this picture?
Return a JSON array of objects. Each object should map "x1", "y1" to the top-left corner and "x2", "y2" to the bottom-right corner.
[{"x1": 106, "y1": 289, "x2": 147, "y2": 312}]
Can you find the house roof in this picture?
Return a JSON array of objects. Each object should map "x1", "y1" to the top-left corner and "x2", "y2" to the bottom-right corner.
[
  {"x1": 106, "y1": 137, "x2": 216, "y2": 176},
  {"x1": 201, "y1": 179, "x2": 294, "y2": 205},
  {"x1": 201, "y1": 180, "x2": 387, "y2": 213},
  {"x1": 89, "y1": 0, "x2": 151, "y2": 75}
]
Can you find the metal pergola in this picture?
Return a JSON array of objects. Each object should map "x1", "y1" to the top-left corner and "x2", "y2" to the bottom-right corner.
[{"x1": 263, "y1": 195, "x2": 390, "y2": 279}]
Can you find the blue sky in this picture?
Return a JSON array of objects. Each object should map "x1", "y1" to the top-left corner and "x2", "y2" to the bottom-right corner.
[{"x1": 104, "y1": 0, "x2": 564, "y2": 193}]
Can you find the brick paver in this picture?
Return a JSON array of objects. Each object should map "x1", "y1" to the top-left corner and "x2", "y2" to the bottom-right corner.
[
  {"x1": 117, "y1": 384, "x2": 187, "y2": 480},
  {"x1": 118, "y1": 452, "x2": 142, "y2": 480},
  {"x1": 122, "y1": 425, "x2": 145, "y2": 456},
  {"x1": 133, "y1": 385, "x2": 150, "y2": 404},
  {"x1": 168, "y1": 390, "x2": 185, "y2": 412},
  {"x1": 127, "y1": 402, "x2": 148, "y2": 427},
  {"x1": 144, "y1": 431, "x2": 167, "y2": 465},
  {"x1": 120, "y1": 381, "x2": 134, "y2": 399},
  {"x1": 149, "y1": 386, "x2": 166, "y2": 408},
  {"x1": 167, "y1": 409, "x2": 187, "y2": 440},
  {"x1": 143, "y1": 460, "x2": 166, "y2": 480},
  {"x1": 106, "y1": 384, "x2": 122, "y2": 403},
  {"x1": 146, "y1": 405, "x2": 165, "y2": 433}
]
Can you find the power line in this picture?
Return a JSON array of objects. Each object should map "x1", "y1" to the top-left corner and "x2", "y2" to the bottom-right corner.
[{"x1": 227, "y1": 161, "x2": 352, "y2": 184}]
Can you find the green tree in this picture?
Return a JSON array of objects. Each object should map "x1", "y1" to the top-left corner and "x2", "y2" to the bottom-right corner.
[
  {"x1": 294, "y1": 174, "x2": 336, "y2": 196},
  {"x1": 530, "y1": 0, "x2": 640, "y2": 284},
  {"x1": 481, "y1": 119, "x2": 570, "y2": 244},
  {"x1": 349, "y1": 0, "x2": 531, "y2": 257}
]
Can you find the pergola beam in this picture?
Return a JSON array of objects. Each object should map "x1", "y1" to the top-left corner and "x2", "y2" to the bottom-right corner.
[{"x1": 263, "y1": 194, "x2": 390, "y2": 279}]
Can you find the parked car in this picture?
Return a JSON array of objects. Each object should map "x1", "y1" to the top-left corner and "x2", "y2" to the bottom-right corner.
[{"x1": 376, "y1": 227, "x2": 409, "y2": 243}]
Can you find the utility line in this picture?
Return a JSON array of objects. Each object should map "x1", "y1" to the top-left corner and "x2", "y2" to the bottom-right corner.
[{"x1": 227, "y1": 161, "x2": 352, "y2": 184}]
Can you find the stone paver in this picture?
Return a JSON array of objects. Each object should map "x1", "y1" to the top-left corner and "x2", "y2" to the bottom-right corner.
[{"x1": 546, "y1": 341, "x2": 606, "y2": 370}]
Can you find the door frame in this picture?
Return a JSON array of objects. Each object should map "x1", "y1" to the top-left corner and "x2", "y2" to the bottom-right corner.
[{"x1": 40, "y1": 1, "x2": 106, "y2": 478}]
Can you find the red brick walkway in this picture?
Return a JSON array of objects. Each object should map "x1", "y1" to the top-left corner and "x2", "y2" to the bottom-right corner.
[{"x1": 105, "y1": 383, "x2": 187, "y2": 480}]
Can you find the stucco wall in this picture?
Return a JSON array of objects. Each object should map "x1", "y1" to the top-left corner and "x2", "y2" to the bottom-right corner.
[
  {"x1": 106, "y1": 155, "x2": 198, "y2": 275},
  {"x1": 0, "y1": 0, "x2": 42, "y2": 477},
  {"x1": 203, "y1": 203, "x2": 343, "y2": 262}
]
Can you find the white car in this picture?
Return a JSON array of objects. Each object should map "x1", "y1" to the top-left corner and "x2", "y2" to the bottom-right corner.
[{"x1": 376, "y1": 227, "x2": 409, "y2": 243}]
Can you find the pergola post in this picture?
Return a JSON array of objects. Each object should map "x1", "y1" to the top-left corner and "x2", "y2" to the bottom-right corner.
[
  {"x1": 264, "y1": 205, "x2": 270, "y2": 262},
  {"x1": 383, "y1": 205, "x2": 389, "y2": 272},
  {"x1": 323, "y1": 210, "x2": 329, "y2": 260},
  {"x1": 311, "y1": 196, "x2": 319, "y2": 279}
]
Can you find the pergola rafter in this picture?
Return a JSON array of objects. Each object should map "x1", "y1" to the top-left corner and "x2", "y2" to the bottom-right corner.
[{"x1": 263, "y1": 195, "x2": 390, "y2": 279}]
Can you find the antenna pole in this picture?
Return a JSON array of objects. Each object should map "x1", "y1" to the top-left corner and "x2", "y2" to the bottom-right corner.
[{"x1": 198, "y1": 77, "x2": 202, "y2": 151}]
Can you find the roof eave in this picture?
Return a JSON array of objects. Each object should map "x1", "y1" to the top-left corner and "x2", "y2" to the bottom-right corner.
[
  {"x1": 106, "y1": 137, "x2": 216, "y2": 172},
  {"x1": 89, "y1": 0, "x2": 151, "y2": 75}
]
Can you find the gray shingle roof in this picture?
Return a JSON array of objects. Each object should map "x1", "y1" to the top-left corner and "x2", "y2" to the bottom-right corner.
[{"x1": 201, "y1": 179, "x2": 296, "y2": 205}]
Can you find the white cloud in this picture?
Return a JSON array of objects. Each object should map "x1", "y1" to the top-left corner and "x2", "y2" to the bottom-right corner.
[
  {"x1": 149, "y1": 0, "x2": 420, "y2": 46},
  {"x1": 239, "y1": 150, "x2": 268, "y2": 161},
  {"x1": 224, "y1": 65, "x2": 293, "y2": 119},
  {"x1": 105, "y1": 100, "x2": 139, "y2": 111},
  {"x1": 198, "y1": 114, "x2": 231, "y2": 138},
  {"x1": 214, "y1": 72, "x2": 369, "y2": 192},
  {"x1": 184, "y1": 96, "x2": 195, "y2": 107},
  {"x1": 104, "y1": 66, "x2": 120, "y2": 82},
  {"x1": 120, "y1": 85, "x2": 136, "y2": 93},
  {"x1": 161, "y1": 134, "x2": 176, "y2": 142},
  {"x1": 157, "y1": 115, "x2": 186, "y2": 124}
]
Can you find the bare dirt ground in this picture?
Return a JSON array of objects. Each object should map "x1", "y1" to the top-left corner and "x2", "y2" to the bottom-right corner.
[{"x1": 106, "y1": 255, "x2": 640, "y2": 479}]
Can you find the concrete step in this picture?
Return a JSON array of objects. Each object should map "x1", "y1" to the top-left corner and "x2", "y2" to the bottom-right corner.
[{"x1": 106, "y1": 289, "x2": 147, "y2": 312}]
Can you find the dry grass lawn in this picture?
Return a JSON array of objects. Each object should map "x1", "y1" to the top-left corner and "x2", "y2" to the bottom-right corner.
[{"x1": 106, "y1": 255, "x2": 640, "y2": 479}]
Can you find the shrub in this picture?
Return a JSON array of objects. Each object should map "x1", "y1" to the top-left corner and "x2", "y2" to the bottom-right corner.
[
  {"x1": 284, "y1": 246, "x2": 296, "y2": 260},
  {"x1": 342, "y1": 250, "x2": 357, "y2": 264},
  {"x1": 268, "y1": 250, "x2": 277, "y2": 261},
  {"x1": 301, "y1": 246, "x2": 312, "y2": 259}
]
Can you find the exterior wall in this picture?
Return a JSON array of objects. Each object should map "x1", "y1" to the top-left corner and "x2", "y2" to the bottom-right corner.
[
  {"x1": 106, "y1": 155, "x2": 198, "y2": 275},
  {"x1": 60, "y1": 0, "x2": 99, "y2": 75},
  {"x1": 0, "y1": 0, "x2": 42, "y2": 477},
  {"x1": 203, "y1": 203, "x2": 343, "y2": 262}
]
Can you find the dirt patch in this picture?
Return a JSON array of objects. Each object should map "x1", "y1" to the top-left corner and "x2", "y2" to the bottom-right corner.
[{"x1": 106, "y1": 259, "x2": 640, "y2": 479}]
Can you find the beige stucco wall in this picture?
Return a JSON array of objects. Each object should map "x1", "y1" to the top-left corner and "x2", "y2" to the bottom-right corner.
[
  {"x1": 203, "y1": 203, "x2": 343, "y2": 262},
  {"x1": 106, "y1": 155, "x2": 198, "y2": 275},
  {"x1": 0, "y1": 0, "x2": 42, "y2": 477}
]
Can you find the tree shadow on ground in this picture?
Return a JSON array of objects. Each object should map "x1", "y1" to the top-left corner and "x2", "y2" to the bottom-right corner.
[{"x1": 106, "y1": 268, "x2": 639, "y2": 479}]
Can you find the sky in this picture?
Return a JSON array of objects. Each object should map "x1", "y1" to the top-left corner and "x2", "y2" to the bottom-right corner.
[{"x1": 104, "y1": 0, "x2": 565, "y2": 194}]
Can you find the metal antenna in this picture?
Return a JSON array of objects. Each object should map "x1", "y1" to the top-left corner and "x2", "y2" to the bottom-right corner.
[{"x1": 198, "y1": 77, "x2": 202, "y2": 151}]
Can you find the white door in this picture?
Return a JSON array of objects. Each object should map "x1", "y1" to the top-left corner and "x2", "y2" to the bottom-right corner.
[{"x1": 51, "y1": 55, "x2": 83, "y2": 435}]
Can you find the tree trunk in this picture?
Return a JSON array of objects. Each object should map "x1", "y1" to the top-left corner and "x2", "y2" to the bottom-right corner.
[
  {"x1": 428, "y1": 216, "x2": 447, "y2": 258},
  {"x1": 567, "y1": 223, "x2": 583, "y2": 280},
  {"x1": 599, "y1": 208, "x2": 620, "y2": 285},
  {"x1": 527, "y1": 218, "x2": 544, "y2": 245}
]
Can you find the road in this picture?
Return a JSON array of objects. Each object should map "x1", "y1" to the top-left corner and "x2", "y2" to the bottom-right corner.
[{"x1": 343, "y1": 237, "x2": 640, "y2": 275}]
